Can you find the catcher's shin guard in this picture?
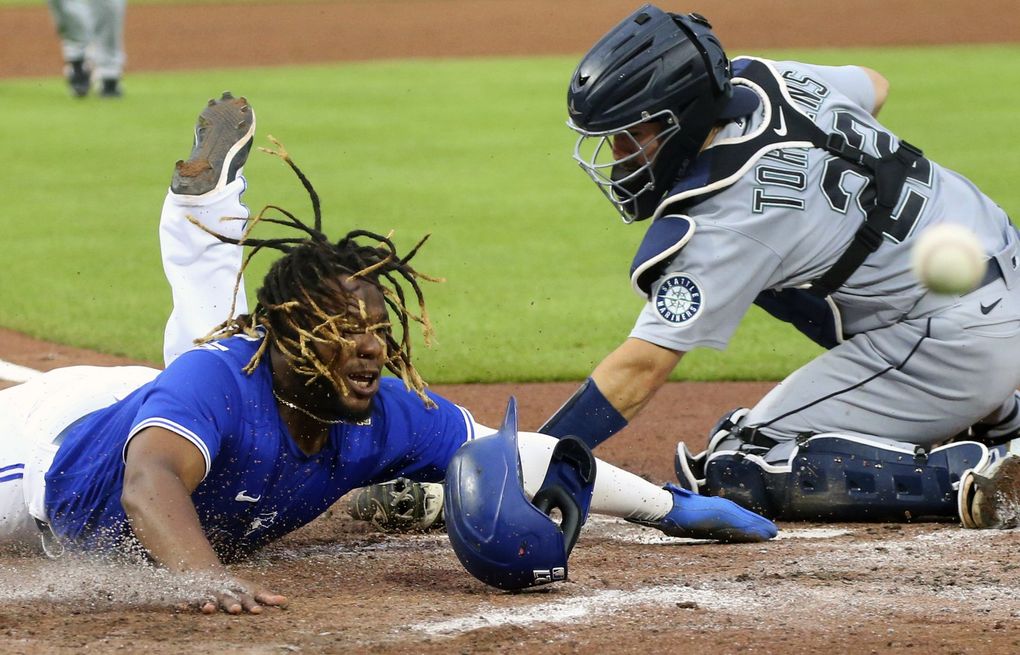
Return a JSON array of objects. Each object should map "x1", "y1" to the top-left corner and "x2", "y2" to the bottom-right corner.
[
  {"x1": 674, "y1": 407, "x2": 751, "y2": 492},
  {"x1": 702, "y1": 452, "x2": 782, "y2": 519},
  {"x1": 704, "y1": 435, "x2": 989, "y2": 522},
  {"x1": 959, "y1": 451, "x2": 1020, "y2": 529},
  {"x1": 781, "y1": 436, "x2": 987, "y2": 522}
]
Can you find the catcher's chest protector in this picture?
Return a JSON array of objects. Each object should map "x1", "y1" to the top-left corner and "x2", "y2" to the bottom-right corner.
[
  {"x1": 653, "y1": 57, "x2": 831, "y2": 213},
  {"x1": 635, "y1": 57, "x2": 929, "y2": 346}
]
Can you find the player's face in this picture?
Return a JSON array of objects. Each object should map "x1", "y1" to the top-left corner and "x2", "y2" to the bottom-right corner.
[
  {"x1": 292, "y1": 276, "x2": 391, "y2": 422},
  {"x1": 610, "y1": 121, "x2": 664, "y2": 171}
]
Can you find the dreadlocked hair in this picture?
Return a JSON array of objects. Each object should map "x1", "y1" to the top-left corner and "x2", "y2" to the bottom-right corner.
[{"x1": 189, "y1": 136, "x2": 442, "y2": 407}]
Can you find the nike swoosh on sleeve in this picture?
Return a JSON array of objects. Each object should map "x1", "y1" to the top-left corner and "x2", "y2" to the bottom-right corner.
[{"x1": 980, "y1": 298, "x2": 1002, "y2": 315}]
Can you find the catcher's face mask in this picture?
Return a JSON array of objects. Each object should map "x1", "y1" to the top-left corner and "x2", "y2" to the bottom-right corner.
[{"x1": 569, "y1": 110, "x2": 680, "y2": 224}]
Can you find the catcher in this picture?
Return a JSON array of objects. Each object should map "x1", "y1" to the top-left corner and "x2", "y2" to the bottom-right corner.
[
  {"x1": 539, "y1": 5, "x2": 1020, "y2": 527},
  {"x1": 0, "y1": 92, "x2": 776, "y2": 614},
  {"x1": 353, "y1": 4, "x2": 1020, "y2": 532}
]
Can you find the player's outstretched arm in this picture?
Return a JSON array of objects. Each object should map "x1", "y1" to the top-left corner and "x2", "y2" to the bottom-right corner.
[
  {"x1": 591, "y1": 337, "x2": 684, "y2": 421},
  {"x1": 541, "y1": 338, "x2": 684, "y2": 447},
  {"x1": 122, "y1": 427, "x2": 288, "y2": 614}
]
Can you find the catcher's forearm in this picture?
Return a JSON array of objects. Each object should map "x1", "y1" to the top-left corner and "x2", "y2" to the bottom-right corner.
[
  {"x1": 590, "y1": 338, "x2": 684, "y2": 421},
  {"x1": 121, "y1": 464, "x2": 225, "y2": 574},
  {"x1": 541, "y1": 339, "x2": 684, "y2": 447}
]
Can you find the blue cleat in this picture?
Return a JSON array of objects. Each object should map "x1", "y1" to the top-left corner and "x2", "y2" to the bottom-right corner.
[{"x1": 629, "y1": 483, "x2": 778, "y2": 543}]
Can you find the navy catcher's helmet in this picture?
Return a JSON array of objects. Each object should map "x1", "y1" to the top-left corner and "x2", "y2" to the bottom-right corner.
[
  {"x1": 567, "y1": 4, "x2": 759, "y2": 222},
  {"x1": 444, "y1": 397, "x2": 597, "y2": 590}
]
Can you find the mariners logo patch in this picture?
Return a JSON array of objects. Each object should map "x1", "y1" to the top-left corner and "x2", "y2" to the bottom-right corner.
[{"x1": 654, "y1": 274, "x2": 703, "y2": 325}]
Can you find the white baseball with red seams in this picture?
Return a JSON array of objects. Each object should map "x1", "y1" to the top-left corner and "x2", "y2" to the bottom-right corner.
[{"x1": 911, "y1": 223, "x2": 988, "y2": 295}]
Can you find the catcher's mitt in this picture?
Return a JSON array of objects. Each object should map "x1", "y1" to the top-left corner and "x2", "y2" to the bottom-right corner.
[
  {"x1": 959, "y1": 453, "x2": 1020, "y2": 529},
  {"x1": 347, "y1": 478, "x2": 445, "y2": 532}
]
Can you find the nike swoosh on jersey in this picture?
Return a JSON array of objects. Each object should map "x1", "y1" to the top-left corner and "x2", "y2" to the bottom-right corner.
[
  {"x1": 235, "y1": 491, "x2": 262, "y2": 503},
  {"x1": 773, "y1": 107, "x2": 788, "y2": 136},
  {"x1": 980, "y1": 298, "x2": 1002, "y2": 315}
]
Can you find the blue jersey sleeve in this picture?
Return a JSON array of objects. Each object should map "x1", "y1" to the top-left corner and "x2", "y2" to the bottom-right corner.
[
  {"x1": 370, "y1": 381, "x2": 472, "y2": 484},
  {"x1": 124, "y1": 346, "x2": 245, "y2": 478}
]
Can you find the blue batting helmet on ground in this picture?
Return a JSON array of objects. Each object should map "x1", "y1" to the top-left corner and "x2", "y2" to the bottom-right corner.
[{"x1": 444, "y1": 397, "x2": 597, "y2": 590}]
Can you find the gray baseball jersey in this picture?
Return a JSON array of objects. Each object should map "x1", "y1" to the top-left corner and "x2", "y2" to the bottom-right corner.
[{"x1": 629, "y1": 57, "x2": 1020, "y2": 447}]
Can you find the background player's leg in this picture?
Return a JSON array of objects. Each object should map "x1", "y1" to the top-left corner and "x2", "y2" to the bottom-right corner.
[
  {"x1": 90, "y1": 0, "x2": 126, "y2": 97},
  {"x1": 160, "y1": 94, "x2": 255, "y2": 365},
  {"x1": 46, "y1": 0, "x2": 93, "y2": 97}
]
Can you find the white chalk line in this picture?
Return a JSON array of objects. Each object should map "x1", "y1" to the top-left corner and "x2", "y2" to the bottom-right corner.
[
  {"x1": 406, "y1": 525, "x2": 859, "y2": 637},
  {"x1": 0, "y1": 358, "x2": 42, "y2": 383},
  {"x1": 406, "y1": 585, "x2": 739, "y2": 636},
  {"x1": 406, "y1": 525, "x2": 1019, "y2": 639}
]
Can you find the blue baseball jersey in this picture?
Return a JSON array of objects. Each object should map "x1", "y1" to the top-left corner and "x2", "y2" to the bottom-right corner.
[{"x1": 44, "y1": 335, "x2": 473, "y2": 555}]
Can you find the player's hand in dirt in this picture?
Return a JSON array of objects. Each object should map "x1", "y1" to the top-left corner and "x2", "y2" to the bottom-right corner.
[{"x1": 191, "y1": 574, "x2": 288, "y2": 615}]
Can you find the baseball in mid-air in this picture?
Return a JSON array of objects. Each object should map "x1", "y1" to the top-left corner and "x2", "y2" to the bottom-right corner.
[{"x1": 910, "y1": 223, "x2": 987, "y2": 295}]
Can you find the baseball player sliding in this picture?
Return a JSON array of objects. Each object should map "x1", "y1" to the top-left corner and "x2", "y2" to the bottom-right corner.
[
  {"x1": 0, "y1": 92, "x2": 776, "y2": 613},
  {"x1": 537, "y1": 4, "x2": 1020, "y2": 527}
]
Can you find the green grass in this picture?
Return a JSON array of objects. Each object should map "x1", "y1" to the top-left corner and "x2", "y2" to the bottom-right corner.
[{"x1": 1, "y1": 44, "x2": 1018, "y2": 382}]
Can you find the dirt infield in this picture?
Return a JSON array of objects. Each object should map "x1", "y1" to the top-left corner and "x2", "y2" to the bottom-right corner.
[
  {"x1": 2, "y1": 0, "x2": 1019, "y2": 78},
  {"x1": 2, "y1": 1, "x2": 1020, "y2": 653}
]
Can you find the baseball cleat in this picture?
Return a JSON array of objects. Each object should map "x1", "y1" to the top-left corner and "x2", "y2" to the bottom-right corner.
[
  {"x1": 99, "y1": 78, "x2": 123, "y2": 99},
  {"x1": 674, "y1": 441, "x2": 706, "y2": 492},
  {"x1": 628, "y1": 482, "x2": 778, "y2": 543},
  {"x1": 65, "y1": 59, "x2": 90, "y2": 98},
  {"x1": 171, "y1": 91, "x2": 256, "y2": 196},
  {"x1": 347, "y1": 478, "x2": 445, "y2": 533},
  {"x1": 958, "y1": 452, "x2": 1020, "y2": 529}
]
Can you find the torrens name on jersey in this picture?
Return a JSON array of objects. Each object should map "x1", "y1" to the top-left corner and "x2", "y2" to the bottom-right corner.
[
  {"x1": 751, "y1": 70, "x2": 832, "y2": 215},
  {"x1": 655, "y1": 274, "x2": 703, "y2": 325},
  {"x1": 781, "y1": 69, "x2": 830, "y2": 120}
]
